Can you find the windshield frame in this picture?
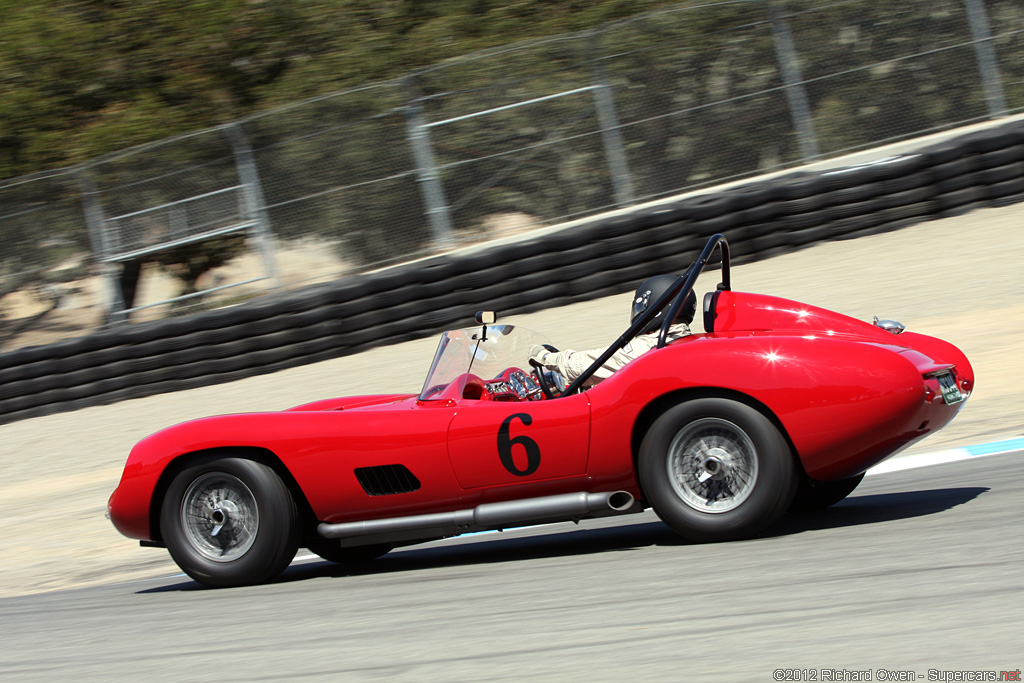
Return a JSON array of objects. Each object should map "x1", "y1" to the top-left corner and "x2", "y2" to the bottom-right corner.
[{"x1": 418, "y1": 324, "x2": 552, "y2": 401}]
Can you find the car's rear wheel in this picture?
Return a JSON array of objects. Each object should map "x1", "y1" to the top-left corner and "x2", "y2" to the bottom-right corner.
[
  {"x1": 160, "y1": 455, "x2": 299, "y2": 588},
  {"x1": 639, "y1": 399, "x2": 796, "y2": 542},
  {"x1": 788, "y1": 472, "x2": 865, "y2": 513},
  {"x1": 307, "y1": 540, "x2": 392, "y2": 564}
]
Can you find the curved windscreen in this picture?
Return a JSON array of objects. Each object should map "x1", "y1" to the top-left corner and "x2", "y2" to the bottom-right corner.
[{"x1": 419, "y1": 324, "x2": 552, "y2": 400}]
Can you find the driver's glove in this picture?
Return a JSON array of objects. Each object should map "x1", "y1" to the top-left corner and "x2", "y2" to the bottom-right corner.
[{"x1": 529, "y1": 344, "x2": 551, "y2": 367}]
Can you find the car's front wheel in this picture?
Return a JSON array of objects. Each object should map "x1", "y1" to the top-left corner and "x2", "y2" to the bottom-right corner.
[
  {"x1": 160, "y1": 455, "x2": 299, "y2": 588},
  {"x1": 639, "y1": 399, "x2": 796, "y2": 542}
]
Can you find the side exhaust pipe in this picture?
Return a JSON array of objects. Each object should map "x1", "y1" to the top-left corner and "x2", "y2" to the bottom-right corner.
[{"x1": 317, "y1": 490, "x2": 635, "y2": 540}]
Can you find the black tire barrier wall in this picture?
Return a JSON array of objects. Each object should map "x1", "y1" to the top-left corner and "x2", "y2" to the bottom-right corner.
[{"x1": 2, "y1": 120, "x2": 1023, "y2": 425}]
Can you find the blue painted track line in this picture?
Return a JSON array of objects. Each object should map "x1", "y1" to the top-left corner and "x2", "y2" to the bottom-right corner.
[{"x1": 963, "y1": 437, "x2": 1024, "y2": 456}]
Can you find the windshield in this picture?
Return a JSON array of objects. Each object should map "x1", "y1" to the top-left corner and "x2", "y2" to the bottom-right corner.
[{"x1": 419, "y1": 324, "x2": 553, "y2": 400}]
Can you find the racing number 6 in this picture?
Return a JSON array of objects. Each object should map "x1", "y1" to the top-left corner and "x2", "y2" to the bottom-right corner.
[{"x1": 497, "y1": 413, "x2": 541, "y2": 476}]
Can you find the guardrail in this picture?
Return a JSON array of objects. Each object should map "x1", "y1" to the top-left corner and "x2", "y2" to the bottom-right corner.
[{"x1": 1, "y1": 119, "x2": 1021, "y2": 425}]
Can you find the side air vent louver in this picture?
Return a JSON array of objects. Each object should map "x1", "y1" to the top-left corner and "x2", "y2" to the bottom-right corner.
[{"x1": 354, "y1": 464, "x2": 422, "y2": 496}]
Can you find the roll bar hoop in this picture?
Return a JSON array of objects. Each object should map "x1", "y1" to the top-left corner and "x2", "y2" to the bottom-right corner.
[{"x1": 561, "y1": 233, "x2": 731, "y2": 395}]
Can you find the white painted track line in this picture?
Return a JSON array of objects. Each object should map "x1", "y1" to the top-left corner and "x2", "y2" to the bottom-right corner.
[{"x1": 867, "y1": 436, "x2": 1024, "y2": 476}]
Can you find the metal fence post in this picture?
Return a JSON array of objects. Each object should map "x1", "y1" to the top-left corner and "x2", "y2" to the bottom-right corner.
[
  {"x1": 75, "y1": 168, "x2": 127, "y2": 324},
  {"x1": 963, "y1": 0, "x2": 1008, "y2": 118},
  {"x1": 403, "y1": 77, "x2": 455, "y2": 247},
  {"x1": 766, "y1": 0, "x2": 821, "y2": 161},
  {"x1": 589, "y1": 31, "x2": 636, "y2": 208},
  {"x1": 224, "y1": 123, "x2": 280, "y2": 288}
]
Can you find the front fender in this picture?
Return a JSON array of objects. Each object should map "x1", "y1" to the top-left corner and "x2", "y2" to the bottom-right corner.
[
  {"x1": 108, "y1": 399, "x2": 458, "y2": 541},
  {"x1": 108, "y1": 413, "x2": 297, "y2": 541}
]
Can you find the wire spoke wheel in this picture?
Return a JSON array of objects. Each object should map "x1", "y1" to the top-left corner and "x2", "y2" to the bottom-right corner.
[
  {"x1": 639, "y1": 399, "x2": 796, "y2": 542},
  {"x1": 160, "y1": 455, "x2": 299, "y2": 588},
  {"x1": 181, "y1": 472, "x2": 259, "y2": 562},
  {"x1": 667, "y1": 418, "x2": 758, "y2": 513}
]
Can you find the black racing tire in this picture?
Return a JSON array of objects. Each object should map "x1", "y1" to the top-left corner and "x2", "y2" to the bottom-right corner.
[
  {"x1": 825, "y1": 195, "x2": 884, "y2": 221},
  {"x1": 936, "y1": 172, "x2": 983, "y2": 194},
  {"x1": 962, "y1": 127, "x2": 1018, "y2": 154},
  {"x1": 930, "y1": 156, "x2": 978, "y2": 181},
  {"x1": 749, "y1": 231, "x2": 789, "y2": 253},
  {"x1": 990, "y1": 177, "x2": 1024, "y2": 201},
  {"x1": 774, "y1": 172, "x2": 824, "y2": 200},
  {"x1": 978, "y1": 145, "x2": 1024, "y2": 168},
  {"x1": 307, "y1": 540, "x2": 393, "y2": 564},
  {"x1": 786, "y1": 223, "x2": 833, "y2": 247},
  {"x1": 776, "y1": 193, "x2": 824, "y2": 215},
  {"x1": 681, "y1": 192, "x2": 735, "y2": 220},
  {"x1": 938, "y1": 199, "x2": 990, "y2": 219},
  {"x1": 159, "y1": 455, "x2": 300, "y2": 588},
  {"x1": 739, "y1": 201, "x2": 784, "y2": 225},
  {"x1": 777, "y1": 209, "x2": 826, "y2": 232},
  {"x1": 878, "y1": 184, "x2": 938, "y2": 210},
  {"x1": 0, "y1": 345, "x2": 48, "y2": 370},
  {"x1": 879, "y1": 200, "x2": 935, "y2": 223},
  {"x1": 638, "y1": 399, "x2": 796, "y2": 542},
  {"x1": 820, "y1": 165, "x2": 874, "y2": 190},
  {"x1": 724, "y1": 180, "x2": 774, "y2": 209},
  {"x1": 829, "y1": 213, "x2": 885, "y2": 239},
  {"x1": 877, "y1": 170, "x2": 930, "y2": 194},
  {"x1": 868, "y1": 154, "x2": 925, "y2": 180},
  {"x1": 825, "y1": 181, "x2": 883, "y2": 206},
  {"x1": 992, "y1": 191, "x2": 1024, "y2": 208},
  {"x1": 788, "y1": 472, "x2": 866, "y2": 513},
  {"x1": 982, "y1": 162, "x2": 1024, "y2": 185},
  {"x1": 937, "y1": 186, "x2": 989, "y2": 212},
  {"x1": 920, "y1": 140, "x2": 965, "y2": 165}
]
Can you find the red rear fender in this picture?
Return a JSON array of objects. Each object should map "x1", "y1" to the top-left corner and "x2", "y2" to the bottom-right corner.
[
  {"x1": 898, "y1": 331, "x2": 974, "y2": 387},
  {"x1": 712, "y1": 291, "x2": 907, "y2": 342},
  {"x1": 588, "y1": 333, "x2": 935, "y2": 483}
]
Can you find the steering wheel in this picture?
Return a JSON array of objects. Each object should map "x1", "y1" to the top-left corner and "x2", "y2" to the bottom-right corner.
[{"x1": 528, "y1": 344, "x2": 561, "y2": 400}]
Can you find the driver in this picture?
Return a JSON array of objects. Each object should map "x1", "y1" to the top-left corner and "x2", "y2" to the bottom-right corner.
[{"x1": 529, "y1": 274, "x2": 694, "y2": 388}]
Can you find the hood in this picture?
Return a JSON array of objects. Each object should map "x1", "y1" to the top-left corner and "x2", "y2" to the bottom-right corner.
[{"x1": 286, "y1": 393, "x2": 415, "y2": 412}]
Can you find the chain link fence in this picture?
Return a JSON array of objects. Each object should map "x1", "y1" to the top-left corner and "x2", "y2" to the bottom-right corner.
[{"x1": 2, "y1": 0, "x2": 1023, "y2": 349}]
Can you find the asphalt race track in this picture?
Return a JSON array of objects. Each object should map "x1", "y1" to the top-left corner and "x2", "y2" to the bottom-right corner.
[{"x1": 1, "y1": 451, "x2": 1020, "y2": 681}]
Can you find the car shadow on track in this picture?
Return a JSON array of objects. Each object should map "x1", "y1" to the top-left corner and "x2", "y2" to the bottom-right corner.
[
  {"x1": 139, "y1": 486, "x2": 987, "y2": 593},
  {"x1": 767, "y1": 486, "x2": 988, "y2": 536}
]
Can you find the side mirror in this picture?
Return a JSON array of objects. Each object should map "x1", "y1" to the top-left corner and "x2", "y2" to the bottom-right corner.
[{"x1": 474, "y1": 311, "x2": 496, "y2": 342}]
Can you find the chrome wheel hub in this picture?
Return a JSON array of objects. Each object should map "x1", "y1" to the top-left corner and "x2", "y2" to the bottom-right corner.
[
  {"x1": 181, "y1": 472, "x2": 258, "y2": 562},
  {"x1": 667, "y1": 418, "x2": 759, "y2": 513},
  {"x1": 697, "y1": 450, "x2": 728, "y2": 483}
]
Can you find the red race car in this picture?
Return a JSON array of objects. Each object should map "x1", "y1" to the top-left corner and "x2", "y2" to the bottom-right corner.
[{"x1": 108, "y1": 235, "x2": 973, "y2": 588}]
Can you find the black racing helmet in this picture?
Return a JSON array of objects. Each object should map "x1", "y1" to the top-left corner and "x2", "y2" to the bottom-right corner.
[{"x1": 631, "y1": 272, "x2": 697, "y2": 334}]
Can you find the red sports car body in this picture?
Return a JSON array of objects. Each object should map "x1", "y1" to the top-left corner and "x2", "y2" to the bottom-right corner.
[{"x1": 108, "y1": 235, "x2": 973, "y2": 587}]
